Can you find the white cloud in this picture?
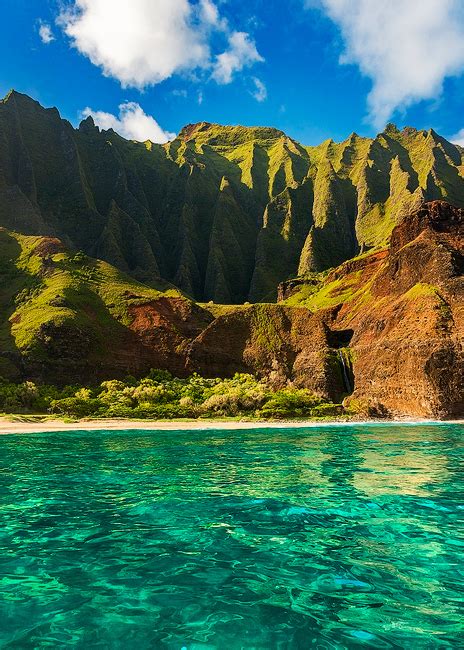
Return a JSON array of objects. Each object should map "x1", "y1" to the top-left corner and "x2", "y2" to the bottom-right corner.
[
  {"x1": 451, "y1": 128, "x2": 464, "y2": 147},
  {"x1": 251, "y1": 77, "x2": 267, "y2": 102},
  {"x1": 82, "y1": 103, "x2": 176, "y2": 143},
  {"x1": 58, "y1": 0, "x2": 262, "y2": 89},
  {"x1": 59, "y1": 0, "x2": 207, "y2": 88},
  {"x1": 198, "y1": 0, "x2": 227, "y2": 30},
  {"x1": 38, "y1": 21, "x2": 55, "y2": 44},
  {"x1": 310, "y1": 0, "x2": 464, "y2": 129},
  {"x1": 212, "y1": 31, "x2": 263, "y2": 84}
]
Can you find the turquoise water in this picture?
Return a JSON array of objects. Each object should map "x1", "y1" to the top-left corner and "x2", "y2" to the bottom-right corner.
[{"x1": 0, "y1": 424, "x2": 463, "y2": 649}]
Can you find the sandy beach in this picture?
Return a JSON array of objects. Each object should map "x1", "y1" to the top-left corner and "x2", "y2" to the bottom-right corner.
[{"x1": 0, "y1": 417, "x2": 461, "y2": 434}]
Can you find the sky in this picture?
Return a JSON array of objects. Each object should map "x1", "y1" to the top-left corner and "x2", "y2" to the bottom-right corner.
[{"x1": 2, "y1": 0, "x2": 464, "y2": 146}]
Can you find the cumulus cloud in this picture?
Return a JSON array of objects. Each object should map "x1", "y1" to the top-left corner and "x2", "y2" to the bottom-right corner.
[
  {"x1": 309, "y1": 0, "x2": 464, "y2": 128},
  {"x1": 198, "y1": 0, "x2": 227, "y2": 30},
  {"x1": 82, "y1": 103, "x2": 176, "y2": 143},
  {"x1": 38, "y1": 21, "x2": 55, "y2": 44},
  {"x1": 58, "y1": 0, "x2": 262, "y2": 89},
  {"x1": 251, "y1": 77, "x2": 267, "y2": 102},
  {"x1": 451, "y1": 128, "x2": 464, "y2": 147},
  {"x1": 212, "y1": 31, "x2": 264, "y2": 84}
]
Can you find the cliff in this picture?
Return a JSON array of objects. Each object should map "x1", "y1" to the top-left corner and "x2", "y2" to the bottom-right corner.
[
  {"x1": 0, "y1": 228, "x2": 347, "y2": 400},
  {"x1": 280, "y1": 201, "x2": 464, "y2": 418},
  {"x1": 1, "y1": 91, "x2": 464, "y2": 303},
  {"x1": 1, "y1": 201, "x2": 462, "y2": 417},
  {"x1": 0, "y1": 90, "x2": 462, "y2": 418}
]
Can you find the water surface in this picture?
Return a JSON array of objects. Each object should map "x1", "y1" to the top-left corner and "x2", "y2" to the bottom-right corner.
[{"x1": 0, "y1": 424, "x2": 463, "y2": 648}]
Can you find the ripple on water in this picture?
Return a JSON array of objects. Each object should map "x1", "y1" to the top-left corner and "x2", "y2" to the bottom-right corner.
[{"x1": 0, "y1": 423, "x2": 463, "y2": 648}]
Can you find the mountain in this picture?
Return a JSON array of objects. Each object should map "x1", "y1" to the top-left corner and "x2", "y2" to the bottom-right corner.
[
  {"x1": 0, "y1": 228, "x2": 196, "y2": 382},
  {"x1": 279, "y1": 201, "x2": 464, "y2": 418},
  {"x1": 1, "y1": 90, "x2": 464, "y2": 303},
  {"x1": 0, "y1": 227, "x2": 348, "y2": 401},
  {"x1": 0, "y1": 91, "x2": 462, "y2": 418},
  {"x1": 0, "y1": 201, "x2": 462, "y2": 417}
]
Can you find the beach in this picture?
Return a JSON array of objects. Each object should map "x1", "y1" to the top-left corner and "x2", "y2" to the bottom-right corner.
[{"x1": 0, "y1": 416, "x2": 461, "y2": 434}]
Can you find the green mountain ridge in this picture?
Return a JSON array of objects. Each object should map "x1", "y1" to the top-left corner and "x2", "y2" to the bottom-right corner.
[{"x1": 1, "y1": 90, "x2": 464, "y2": 303}]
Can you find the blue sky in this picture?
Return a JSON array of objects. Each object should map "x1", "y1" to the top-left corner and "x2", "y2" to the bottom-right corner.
[{"x1": 2, "y1": 0, "x2": 464, "y2": 145}]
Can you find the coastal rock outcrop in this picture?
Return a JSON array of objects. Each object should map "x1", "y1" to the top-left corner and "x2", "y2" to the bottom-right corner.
[
  {"x1": 186, "y1": 304, "x2": 347, "y2": 400},
  {"x1": 280, "y1": 201, "x2": 463, "y2": 418}
]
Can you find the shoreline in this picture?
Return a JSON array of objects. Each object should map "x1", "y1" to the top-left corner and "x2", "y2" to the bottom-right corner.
[{"x1": 0, "y1": 416, "x2": 462, "y2": 434}]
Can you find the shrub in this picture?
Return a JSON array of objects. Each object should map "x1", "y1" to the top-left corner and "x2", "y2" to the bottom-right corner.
[
  {"x1": 0, "y1": 379, "x2": 63, "y2": 413},
  {"x1": 310, "y1": 403, "x2": 343, "y2": 418},
  {"x1": 0, "y1": 371, "x2": 346, "y2": 420},
  {"x1": 200, "y1": 386, "x2": 267, "y2": 416},
  {"x1": 147, "y1": 369, "x2": 173, "y2": 383},
  {"x1": 132, "y1": 402, "x2": 193, "y2": 419},
  {"x1": 201, "y1": 392, "x2": 242, "y2": 416},
  {"x1": 258, "y1": 388, "x2": 323, "y2": 419},
  {"x1": 50, "y1": 397, "x2": 104, "y2": 418},
  {"x1": 179, "y1": 374, "x2": 220, "y2": 404}
]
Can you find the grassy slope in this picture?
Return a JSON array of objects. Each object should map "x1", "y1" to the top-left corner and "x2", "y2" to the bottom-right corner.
[
  {"x1": 0, "y1": 229, "x2": 184, "y2": 373},
  {"x1": 281, "y1": 247, "x2": 447, "y2": 322}
]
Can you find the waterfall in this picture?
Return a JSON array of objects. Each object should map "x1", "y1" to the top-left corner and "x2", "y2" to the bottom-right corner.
[{"x1": 338, "y1": 350, "x2": 352, "y2": 393}]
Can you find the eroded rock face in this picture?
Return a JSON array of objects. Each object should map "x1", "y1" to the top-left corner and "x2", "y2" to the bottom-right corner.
[
  {"x1": 1, "y1": 194, "x2": 461, "y2": 417},
  {"x1": 25, "y1": 297, "x2": 215, "y2": 384},
  {"x1": 2, "y1": 91, "x2": 464, "y2": 303},
  {"x1": 325, "y1": 201, "x2": 463, "y2": 418},
  {"x1": 186, "y1": 305, "x2": 347, "y2": 400},
  {"x1": 19, "y1": 299, "x2": 349, "y2": 399}
]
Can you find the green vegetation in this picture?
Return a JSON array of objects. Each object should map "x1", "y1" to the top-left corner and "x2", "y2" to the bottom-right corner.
[
  {"x1": 0, "y1": 372, "x2": 346, "y2": 421},
  {"x1": 250, "y1": 304, "x2": 285, "y2": 352},
  {"x1": 283, "y1": 269, "x2": 368, "y2": 310},
  {"x1": 1, "y1": 91, "x2": 463, "y2": 304},
  {"x1": 403, "y1": 282, "x2": 440, "y2": 299},
  {"x1": 0, "y1": 229, "x2": 185, "y2": 367}
]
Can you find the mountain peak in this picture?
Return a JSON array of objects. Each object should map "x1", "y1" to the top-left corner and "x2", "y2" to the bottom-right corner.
[
  {"x1": 78, "y1": 114, "x2": 97, "y2": 133},
  {"x1": 2, "y1": 88, "x2": 16, "y2": 103},
  {"x1": 1, "y1": 90, "x2": 61, "y2": 121},
  {"x1": 2, "y1": 88, "x2": 36, "y2": 105},
  {"x1": 383, "y1": 122, "x2": 401, "y2": 135},
  {"x1": 178, "y1": 121, "x2": 285, "y2": 146},
  {"x1": 178, "y1": 122, "x2": 214, "y2": 140}
]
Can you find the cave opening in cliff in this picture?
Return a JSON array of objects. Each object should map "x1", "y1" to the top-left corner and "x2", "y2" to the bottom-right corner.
[{"x1": 328, "y1": 328, "x2": 354, "y2": 349}]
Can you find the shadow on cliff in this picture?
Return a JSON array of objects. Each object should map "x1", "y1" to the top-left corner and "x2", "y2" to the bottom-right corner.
[{"x1": 0, "y1": 231, "x2": 31, "y2": 379}]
